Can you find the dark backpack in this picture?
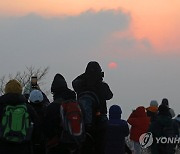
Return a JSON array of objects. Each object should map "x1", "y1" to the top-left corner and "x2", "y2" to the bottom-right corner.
[
  {"x1": 157, "y1": 120, "x2": 177, "y2": 154},
  {"x1": 0, "y1": 104, "x2": 33, "y2": 143},
  {"x1": 78, "y1": 91, "x2": 100, "y2": 128},
  {"x1": 161, "y1": 121, "x2": 176, "y2": 138},
  {"x1": 60, "y1": 100, "x2": 85, "y2": 144}
]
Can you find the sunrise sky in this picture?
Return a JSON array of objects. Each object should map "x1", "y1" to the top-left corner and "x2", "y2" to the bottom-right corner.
[{"x1": 0, "y1": 0, "x2": 180, "y2": 118}]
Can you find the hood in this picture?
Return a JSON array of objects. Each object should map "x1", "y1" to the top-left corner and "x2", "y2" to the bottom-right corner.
[
  {"x1": 85, "y1": 61, "x2": 103, "y2": 86},
  {"x1": 5, "y1": 79, "x2": 22, "y2": 94},
  {"x1": 161, "y1": 98, "x2": 169, "y2": 107},
  {"x1": 85, "y1": 61, "x2": 102, "y2": 75},
  {"x1": 158, "y1": 104, "x2": 170, "y2": 116},
  {"x1": 109, "y1": 105, "x2": 122, "y2": 119},
  {"x1": 134, "y1": 106, "x2": 147, "y2": 117},
  {"x1": 51, "y1": 73, "x2": 68, "y2": 93},
  {"x1": 146, "y1": 106, "x2": 158, "y2": 113}
]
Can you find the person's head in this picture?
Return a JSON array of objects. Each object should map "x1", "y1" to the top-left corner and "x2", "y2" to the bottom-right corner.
[
  {"x1": 150, "y1": 100, "x2": 158, "y2": 107},
  {"x1": 158, "y1": 104, "x2": 170, "y2": 116},
  {"x1": 29, "y1": 90, "x2": 43, "y2": 103},
  {"x1": 109, "y1": 105, "x2": 122, "y2": 119},
  {"x1": 161, "y1": 98, "x2": 169, "y2": 107},
  {"x1": 134, "y1": 106, "x2": 147, "y2": 117},
  {"x1": 4, "y1": 79, "x2": 22, "y2": 94},
  {"x1": 51, "y1": 73, "x2": 68, "y2": 95},
  {"x1": 85, "y1": 61, "x2": 104, "y2": 83}
]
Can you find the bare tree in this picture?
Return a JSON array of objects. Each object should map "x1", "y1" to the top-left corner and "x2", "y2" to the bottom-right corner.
[{"x1": 0, "y1": 66, "x2": 49, "y2": 95}]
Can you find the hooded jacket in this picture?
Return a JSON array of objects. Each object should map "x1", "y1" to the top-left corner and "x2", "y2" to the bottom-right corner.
[
  {"x1": 0, "y1": 93, "x2": 39, "y2": 154},
  {"x1": 106, "y1": 105, "x2": 129, "y2": 154},
  {"x1": 72, "y1": 61, "x2": 113, "y2": 115},
  {"x1": 43, "y1": 73, "x2": 76, "y2": 141},
  {"x1": 149, "y1": 105, "x2": 179, "y2": 154},
  {"x1": 146, "y1": 106, "x2": 158, "y2": 122},
  {"x1": 127, "y1": 106, "x2": 150, "y2": 142}
]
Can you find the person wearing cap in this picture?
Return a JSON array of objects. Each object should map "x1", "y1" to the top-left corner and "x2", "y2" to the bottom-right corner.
[
  {"x1": 29, "y1": 90, "x2": 47, "y2": 154},
  {"x1": 146, "y1": 100, "x2": 158, "y2": 122},
  {"x1": 72, "y1": 61, "x2": 113, "y2": 154},
  {"x1": 106, "y1": 105, "x2": 129, "y2": 154},
  {"x1": 0, "y1": 79, "x2": 38, "y2": 154},
  {"x1": 23, "y1": 76, "x2": 50, "y2": 106}
]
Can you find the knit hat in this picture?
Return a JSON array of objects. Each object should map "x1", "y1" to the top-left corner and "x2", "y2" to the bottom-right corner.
[
  {"x1": 150, "y1": 100, "x2": 158, "y2": 107},
  {"x1": 5, "y1": 79, "x2": 22, "y2": 94},
  {"x1": 29, "y1": 90, "x2": 43, "y2": 103}
]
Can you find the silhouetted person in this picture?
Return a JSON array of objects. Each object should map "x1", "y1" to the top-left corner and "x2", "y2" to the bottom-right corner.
[
  {"x1": 127, "y1": 106, "x2": 150, "y2": 154},
  {"x1": 72, "y1": 61, "x2": 113, "y2": 154},
  {"x1": 106, "y1": 105, "x2": 129, "y2": 154},
  {"x1": 43, "y1": 73, "x2": 76, "y2": 154},
  {"x1": 146, "y1": 100, "x2": 158, "y2": 122}
]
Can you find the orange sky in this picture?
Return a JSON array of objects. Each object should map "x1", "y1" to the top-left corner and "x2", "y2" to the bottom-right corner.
[{"x1": 0, "y1": 0, "x2": 180, "y2": 53}]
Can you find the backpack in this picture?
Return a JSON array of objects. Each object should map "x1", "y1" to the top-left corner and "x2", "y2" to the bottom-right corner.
[
  {"x1": 161, "y1": 121, "x2": 176, "y2": 138},
  {"x1": 0, "y1": 104, "x2": 33, "y2": 143},
  {"x1": 60, "y1": 100, "x2": 85, "y2": 144},
  {"x1": 157, "y1": 120, "x2": 177, "y2": 154},
  {"x1": 78, "y1": 91, "x2": 100, "y2": 127}
]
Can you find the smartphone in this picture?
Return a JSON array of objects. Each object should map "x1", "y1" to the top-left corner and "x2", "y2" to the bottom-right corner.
[{"x1": 31, "y1": 76, "x2": 37, "y2": 86}]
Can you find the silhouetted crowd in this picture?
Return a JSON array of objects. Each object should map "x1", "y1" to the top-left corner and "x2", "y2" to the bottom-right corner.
[{"x1": 0, "y1": 61, "x2": 179, "y2": 154}]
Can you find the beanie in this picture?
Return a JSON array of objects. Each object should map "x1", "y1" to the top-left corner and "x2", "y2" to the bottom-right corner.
[
  {"x1": 150, "y1": 100, "x2": 158, "y2": 107},
  {"x1": 5, "y1": 79, "x2": 22, "y2": 94},
  {"x1": 29, "y1": 90, "x2": 43, "y2": 103}
]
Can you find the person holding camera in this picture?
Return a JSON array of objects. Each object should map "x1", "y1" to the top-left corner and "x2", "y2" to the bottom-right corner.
[
  {"x1": 23, "y1": 76, "x2": 50, "y2": 106},
  {"x1": 72, "y1": 61, "x2": 113, "y2": 154}
]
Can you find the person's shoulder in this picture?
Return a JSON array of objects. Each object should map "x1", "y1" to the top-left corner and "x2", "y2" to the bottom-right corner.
[{"x1": 120, "y1": 119, "x2": 128, "y2": 125}]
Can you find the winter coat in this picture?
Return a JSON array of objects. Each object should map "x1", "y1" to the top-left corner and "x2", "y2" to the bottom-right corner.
[
  {"x1": 72, "y1": 73, "x2": 113, "y2": 116},
  {"x1": 29, "y1": 101, "x2": 47, "y2": 144},
  {"x1": 106, "y1": 105, "x2": 129, "y2": 154},
  {"x1": 127, "y1": 106, "x2": 150, "y2": 142},
  {"x1": 149, "y1": 107, "x2": 179, "y2": 154},
  {"x1": 146, "y1": 106, "x2": 158, "y2": 122},
  {"x1": 43, "y1": 74, "x2": 76, "y2": 148},
  {"x1": 0, "y1": 93, "x2": 39, "y2": 154}
]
